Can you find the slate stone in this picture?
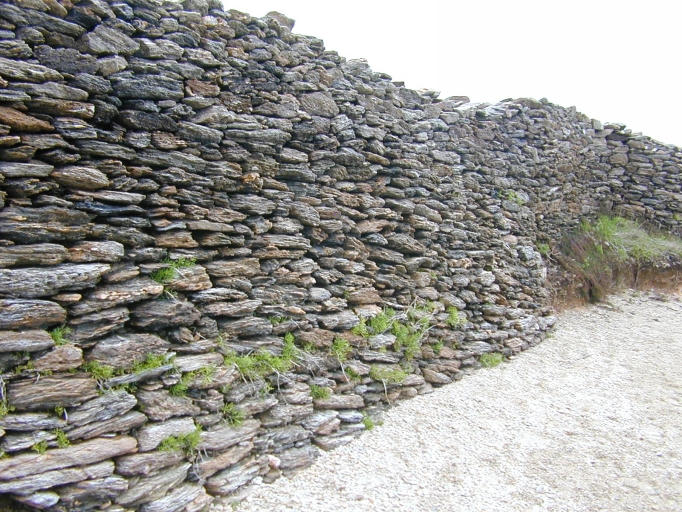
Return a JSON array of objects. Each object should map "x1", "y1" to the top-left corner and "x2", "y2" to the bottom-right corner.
[
  {"x1": 113, "y1": 76, "x2": 184, "y2": 100},
  {"x1": 0, "y1": 436, "x2": 137, "y2": 480},
  {"x1": 79, "y1": 25, "x2": 140, "y2": 55},
  {"x1": 0, "y1": 244, "x2": 67, "y2": 267},
  {"x1": 0, "y1": 263, "x2": 110, "y2": 298},
  {"x1": 115, "y1": 463, "x2": 190, "y2": 506},
  {"x1": 8, "y1": 376, "x2": 97, "y2": 411},
  {"x1": 0, "y1": 330, "x2": 53, "y2": 353},
  {"x1": 87, "y1": 333, "x2": 169, "y2": 369},
  {"x1": 0, "y1": 299, "x2": 66, "y2": 330},
  {"x1": 51, "y1": 165, "x2": 110, "y2": 190}
]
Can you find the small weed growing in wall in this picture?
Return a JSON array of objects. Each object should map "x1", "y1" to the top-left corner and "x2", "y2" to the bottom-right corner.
[
  {"x1": 536, "y1": 242, "x2": 551, "y2": 256},
  {"x1": 330, "y1": 337, "x2": 352, "y2": 363},
  {"x1": 150, "y1": 257, "x2": 197, "y2": 284},
  {"x1": 362, "y1": 414, "x2": 375, "y2": 431},
  {"x1": 309, "y1": 384, "x2": 331, "y2": 400},
  {"x1": 53, "y1": 429, "x2": 70, "y2": 448},
  {"x1": 221, "y1": 403, "x2": 245, "y2": 427},
  {"x1": 351, "y1": 316, "x2": 370, "y2": 338},
  {"x1": 82, "y1": 361, "x2": 115, "y2": 381},
  {"x1": 150, "y1": 266, "x2": 176, "y2": 284},
  {"x1": 158, "y1": 425, "x2": 202, "y2": 456},
  {"x1": 479, "y1": 353, "x2": 504, "y2": 368},
  {"x1": 130, "y1": 353, "x2": 171, "y2": 374},
  {"x1": 49, "y1": 325, "x2": 71, "y2": 346},
  {"x1": 369, "y1": 365, "x2": 407, "y2": 384},
  {"x1": 223, "y1": 336, "x2": 299, "y2": 381},
  {"x1": 0, "y1": 400, "x2": 14, "y2": 418},
  {"x1": 31, "y1": 440, "x2": 48, "y2": 454},
  {"x1": 433, "y1": 339, "x2": 444, "y2": 355},
  {"x1": 446, "y1": 307, "x2": 464, "y2": 328}
]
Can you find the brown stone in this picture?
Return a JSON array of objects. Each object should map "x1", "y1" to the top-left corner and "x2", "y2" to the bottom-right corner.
[
  {"x1": 0, "y1": 106, "x2": 53, "y2": 132},
  {"x1": 155, "y1": 231, "x2": 198, "y2": 248},
  {"x1": 8, "y1": 376, "x2": 97, "y2": 411},
  {"x1": 0, "y1": 243, "x2": 67, "y2": 267},
  {"x1": 0, "y1": 436, "x2": 137, "y2": 481},
  {"x1": 313, "y1": 394, "x2": 365, "y2": 410},
  {"x1": 195, "y1": 442, "x2": 253, "y2": 479},
  {"x1": 0, "y1": 330, "x2": 53, "y2": 353},
  {"x1": 33, "y1": 344, "x2": 83, "y2": 372},
  {"x1": 87, "y1": 333, "x2": 170, "y2": 369},
  {"x1": 0, "y1": 299, "x2": 66, "y2": 330},
  {"x1": 51, "y1": 165, "x2": 110, "y2": 190}
]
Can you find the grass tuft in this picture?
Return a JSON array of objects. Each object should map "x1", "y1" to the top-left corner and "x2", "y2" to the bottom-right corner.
[
  {"x1": 480, "y1": 352, "x2": 504, "y2": 368},
  {"x1": 49, "y1": 325, "x2": 71, "y2": 346}
]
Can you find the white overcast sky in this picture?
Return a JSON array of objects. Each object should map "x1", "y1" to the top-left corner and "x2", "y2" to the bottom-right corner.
[{"x1": 223, "y1": 1, "x2": 681, "y2": 146}]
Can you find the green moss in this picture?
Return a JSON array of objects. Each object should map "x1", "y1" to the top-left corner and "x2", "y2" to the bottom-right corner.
[
  {"x1": 330, "y1": 337, "x2": 352, "y2": 363},
  {"x1": 49, "y1": 325, "x2": 71, "y2": 346},
  {"x1": 53, "y1": 429, "x2": 70, "y2": 448},
  {"x1": 351, "y1": 316, "x2": 370, "y2": 338},
  {"x1": 82, "y1": 361, "x2": 114, "y2": 381},
  {"x1": 54, "y1": 405, "x2": 65, "y2": 418},
  {"x1": 369, "y1": 366, "x2": 407, "y2": 384},
  {"x1": 344, "y1": 367, "x2": 362, "y2": 382},
  {"x1": 130, "y1": 353, "x2": 170, "y2": 374},
  {"x1": 446, "y1": 306, "x2": 464, "y2": 328},
  {"x1": 433, "y1": 340, "x2": 444, "y2": 355},
  {"x1": 0, "y1": 400, "x2": 14, "y2": 418},
  {"x1": 537, "y1": 243, "x2": 551, "y2": 256},
  {"x1": 480, "y1": 352, "x2": 504, "y2": 368},
  {"x1": 31, "y1": 440, "x2": 48, "y2": 454},
  {"x1": 150, "y1": 266, "x2": 176, "y2": 284},
  {"x1": 165, "y1": 256, "x2": 196, "y2": 268},
  {"x1": 362, "y1": 414, "x2": 375, "y2": 431},
  {"x1": 223, "y1": 338, "x2": 298, "y2": 381},
  {"x1": 368, "y1": 308, "x2": 396, "y2": 334},
  {"x1": 269, "y1": 316, "x2": 289, "y2": 325},
  {"x1": 158, "y1": 426, "x2": 202, "y2": 456},
  {"x1": 221, "y1": 403, "x2": 245, "y2": 427},
  {"x1": 310, "y1": 384, "x2": 331, "y2": 400}
]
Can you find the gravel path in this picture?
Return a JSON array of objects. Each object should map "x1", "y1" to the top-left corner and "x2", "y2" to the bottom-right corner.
[{"x1": 230, "y1": 291, "x2": 682, "y2": 512}]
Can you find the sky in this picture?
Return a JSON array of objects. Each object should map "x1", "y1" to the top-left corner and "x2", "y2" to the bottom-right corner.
[{"x1": 223, "y1": 1, "x2": 682, "y2": 146}]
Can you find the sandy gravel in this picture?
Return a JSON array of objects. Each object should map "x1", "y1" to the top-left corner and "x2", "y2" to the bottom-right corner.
[{"x1": 230, "y1": 291, "x2": 682, "y2": 512}]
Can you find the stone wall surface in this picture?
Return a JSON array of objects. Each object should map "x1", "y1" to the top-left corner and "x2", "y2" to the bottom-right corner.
[{"x1": 0, "y1": 0, "x2": 680, "y2": 510}]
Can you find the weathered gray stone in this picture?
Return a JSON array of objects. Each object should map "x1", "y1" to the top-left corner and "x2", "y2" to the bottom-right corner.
[
  {"x1": 205, "y1": 457, "x2": 263, "y2": 496},
  {"x1": 130, "y1": 299, "x2": 200, "y2": 329},
  {"x1": 0, "y1": 56, "x2": 63, "y2": 83},
  {"x1": 115, "y1": 450, "x2": 185, "y2": 477},
  {"x1": 300, "y1": 92, "x2": 339, "y2": 117},
  {"x1": 79, "y1": 25, "x2": 140, "y2": 55},
  {"x1": 70, "y1": 278, "x2": 163, "y2": 315},
  {"x1": 8, "y1": 376, "x2": 97, "y2": 411},
  {"x1": 116, "y1": 463, "x2": 191, "y2": 506},
  {"x1": 0, "y1": 436, "x2": 137, "y2": 480},
  {"x1": 136, "y1": 417, "x2": 197, "y2": 452},
  {"x1": 87, "y1": 333, "x2": 169, "y2": 369},
  {"x1": 57, "y1": 476, "x2": 129, "y2": 509},
  {"x1": 51, "y1": 166, "x2": 110, "y2": 190},
  {"x1": 0, "y1": 244, "x2": 67, "y2": 267},
  {"x1": 0, "y1": 330, "x2": 53, "y2": 353},
  {"x1": 313, "y1": 394, "x2": 365, "y2": 410},
  {"x1": 198, "y1": 419, "x2": 260, "y2": 452},
  {"x1": 68, "y1": 307, "x2": 129, "y2": 342},
  {"x1": 195, "y1": 442, "x2": 253, "y2": 479},
  {"x1": 113, "y1": 76, "x2": 184, "y2": 100},
  {"x1": 0, "y1": 461, "x2": 114, "y2": 496},
  {"x1": 137, "y1": 390, "x2": 201, "y2": 422},
  {"x1": 0, "y1": 263, "x2": 110, "y2": 298},
  {"x1": 140, "y1": 482, "x2": 205, "y2": 512},
  {"x1": 0, "y1": 161, "x2": 53, "y2": 177}
]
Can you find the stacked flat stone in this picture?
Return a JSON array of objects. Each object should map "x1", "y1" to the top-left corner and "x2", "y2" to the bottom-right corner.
[{"x1": 0, "y1": 0, "x2": 680, "y2": 510}]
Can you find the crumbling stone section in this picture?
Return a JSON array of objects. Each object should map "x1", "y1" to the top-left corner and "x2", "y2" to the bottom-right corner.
[{"x1": 0, "y1": 0, "x2": 680, "y2": 510}]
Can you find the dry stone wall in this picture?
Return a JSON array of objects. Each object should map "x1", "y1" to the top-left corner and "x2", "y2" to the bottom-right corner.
[{"x1": 0, "y1": 0, "x2": 680, "y2": 510}]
